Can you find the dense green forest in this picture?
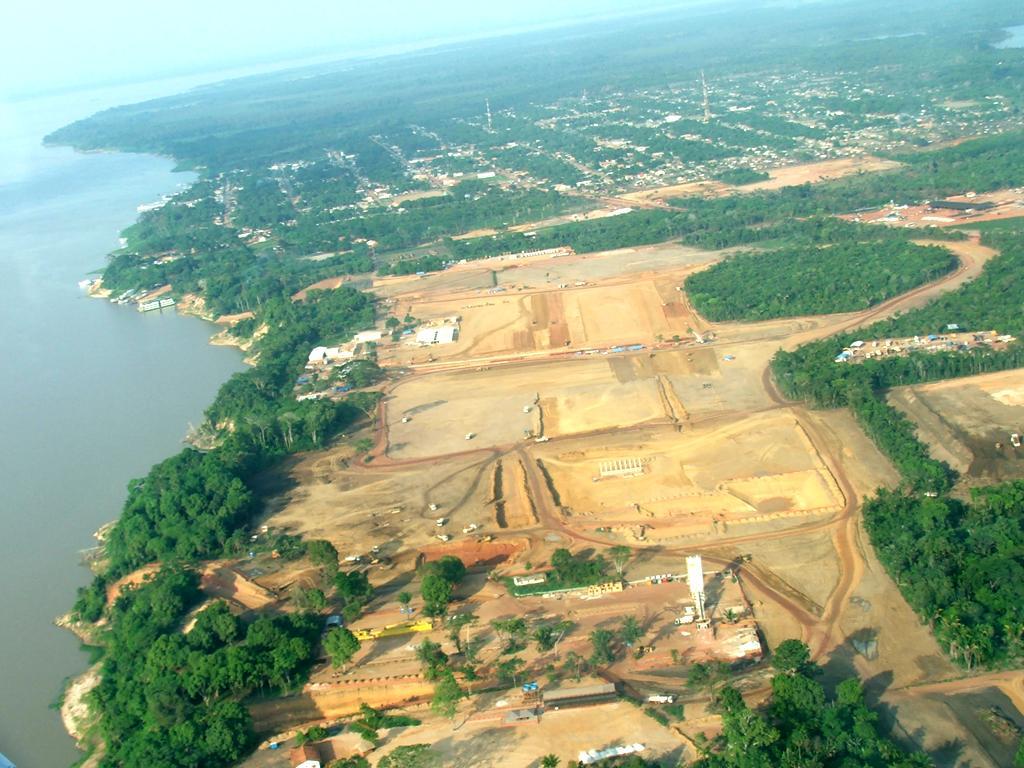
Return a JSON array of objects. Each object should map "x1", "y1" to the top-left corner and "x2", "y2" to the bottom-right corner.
[
  {"x1": 694, "y1": 640, "x2": 932, "y2": 767},
  {"x1": 686, "y1": 240, "x2": 956, "y2": 321},
  {"x1": 91, "y1": 569, "x2": 321, "y2": 767},
  {"x1": 865, "y1": 485, "x2": 1024, "y2": 671}
]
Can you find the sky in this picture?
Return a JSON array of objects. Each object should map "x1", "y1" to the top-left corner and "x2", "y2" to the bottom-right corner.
[{"x1": 1, "y1": 0, "x2": 704, "y2": 98}]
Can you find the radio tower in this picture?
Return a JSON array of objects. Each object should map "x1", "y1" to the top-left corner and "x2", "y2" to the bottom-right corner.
[
  {"x1": 485, "y1": 98, "x2": 494, "y2": 133},
  {"x1": 701, "y1": 70, "x2": 712, "y2": 123}
]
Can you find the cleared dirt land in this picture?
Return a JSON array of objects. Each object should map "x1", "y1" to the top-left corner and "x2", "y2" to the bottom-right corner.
[
  {"x1": 621, "y1": 156, "x2": 902, "y2": 203},
  {"x1": 889, "y1": 369, "x2": 1024, "y2": 481},
  {"x1": 249, "y1": 230, "x2": 1024, "y2": 767},
  {"x1": 384, "y1": 340, "x2": 782, "y2": 461},
  {"x1": 385, "y1": 357, "x2": 666, "y2": 459},
  {"x1": 376, "y1": 700, "x2": 686, "y2": 768},
  {"x1": 383, "y1": 275, "x2": 698, "y2": 367},
  {"x1": 537, "y1": 410, "x2": 844, "y2": 542},
  {"x1": 372, "y1": 241, "x2": 723, "y2": 304}
]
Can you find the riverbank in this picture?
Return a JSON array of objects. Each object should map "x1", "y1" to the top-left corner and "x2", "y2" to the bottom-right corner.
[
  {"x1": 60, "y1": 664, "x2": 101, "y2": 754},
  {"x1": 0, "y1": 92, "x2": 247, "y2": 764}
]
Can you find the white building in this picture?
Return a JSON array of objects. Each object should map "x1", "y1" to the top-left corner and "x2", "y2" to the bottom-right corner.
[
  {"x1": 353, "y1": 330, "x2": 382, "y2": 344},
  {"x1": 416, "y1": 325, "x2": 458, "y2": 345},
  {"x1": 324, "y1": 346, "x2": 354, "y2": 362}
]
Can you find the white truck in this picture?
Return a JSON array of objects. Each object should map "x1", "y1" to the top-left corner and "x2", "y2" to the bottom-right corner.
[{"x1": 1012, "y1": 433, "x2": 1021, "y2": 449}]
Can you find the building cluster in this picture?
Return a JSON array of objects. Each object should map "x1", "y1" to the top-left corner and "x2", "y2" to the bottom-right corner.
[{"x1": 835, "y1": 329, "x2": 1017, "y2": 364}]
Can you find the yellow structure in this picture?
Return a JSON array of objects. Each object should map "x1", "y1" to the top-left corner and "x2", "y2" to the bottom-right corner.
[
  {"x1": 583, "y1": 581, "x2": 625, "y2": 597},
  {"x1": 353, "y1": 619, "x2": 434, "y2": 641}
]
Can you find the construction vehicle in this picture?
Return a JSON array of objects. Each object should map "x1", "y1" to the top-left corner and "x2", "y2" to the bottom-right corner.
[
  {"x1": 352, "y1": 618, "x2": 434, "y2": 642},
  {"x1": 436, "y1": 533, "x2": 451, "y2": 542},
  {"x1": 435, "y1": 517, "x2": 447, "y2": 527}
]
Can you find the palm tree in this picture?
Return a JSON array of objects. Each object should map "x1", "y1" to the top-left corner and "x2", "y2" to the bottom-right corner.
[{"x1": 540, "y1": 755, "x2": 560, "y2": 768}]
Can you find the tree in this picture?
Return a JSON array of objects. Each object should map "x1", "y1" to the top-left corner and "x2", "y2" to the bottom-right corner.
[
  {"x1": 589, "y1": 629, "x2": 616, "y2": 666},
  {"x1": 771, "y1": 639, "x2": 813, "y2": 676},
  {"x1": 188, "y1": 601, "x2": 241, "y2": 651},
  {"x1": 278, "y1": 411, "x2": 301, "y2": 449},
  {"x1": 416, "y1": 639, "x2": 449, "y2": 680},
  {"x1": 342, "y1": 601, "x2": 364, "y2": 623},
  {"x1": 378, "y1": 745, "x2": 441, "y2": 768},
  {"x1": 534, "y1": 619, "x2": 573, "y2": 654},
  {"x1": 295, "y1": 725, "x2": 328, "y2": 745},
  {"x1": 491, "y1": 617, "x2": 528, "y2": 654},
  {"x1": 334, "y1": 570, "x2": 372, "y2": 602},
  {"x1": 398, "y1": 591, "x2": 413, "y2": 613},
  {"x1": 687, "y1": 661, "x2": 731, "y2": 707},
  {"x1": 496, "y1": 656, "x2": 526, "y2": 687},
  {"x1": 609, "y1": 545, "x2": 632, "y2": 578},
  {"x1": 447, "y1": 612, "x2": 477, "y2": 654},
  {"x1": 425, "y1": 555, "x2": 467, "y2": 585},
  {"x1": 420, "y1": 573, "x2": 454, "y2": 617},
  {"x1": 619, "y1": 616, "x2": 643, "y2": 646},
  {"x1": 307, "y1": 539, "x2": 339, "y2": 577},
  {"x1": 541, "y1": 755, "x2": 561, "y2": 768},
  {"x1": 294, "y1": 586, "x2": 327, "y2": 612},
  {"x1": 563, "y1": 650, "x2": 586, "y2": 681},
  {"x1": 331, "y1": 758, "x2": 370, "y2": 768},
  {"x1": 324, "y1": 627, "x2": 360, "y2": 667},
  {"x1": 430, "y1": 669, "x2": 466, "y2": 719}
]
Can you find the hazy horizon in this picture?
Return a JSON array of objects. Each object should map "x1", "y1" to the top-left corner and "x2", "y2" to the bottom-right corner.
[{"x1": 2, "y1": 0, "x2": 721, "y2": 99}]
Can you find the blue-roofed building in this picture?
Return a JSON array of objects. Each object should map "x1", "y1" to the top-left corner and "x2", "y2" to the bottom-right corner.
[{"x1": 0, "y1": 751, "x2": 16, "y2": 768}]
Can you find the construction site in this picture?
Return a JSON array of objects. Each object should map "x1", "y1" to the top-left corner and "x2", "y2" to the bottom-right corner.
[
  {"x1": 889, "y1": 368, "x2": 1024, "y2": 482},
  {"x1": 844, "y1": 188, "x2": 1024, "y2": 229},
  {"x1": 226, "y1": 232, "x2": 1021, "y2": 767}
]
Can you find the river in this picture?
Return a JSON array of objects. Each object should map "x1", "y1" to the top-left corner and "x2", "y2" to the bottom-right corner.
[{"x1": 0, "y1": 85, "x2": 246, "y2": 765}]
